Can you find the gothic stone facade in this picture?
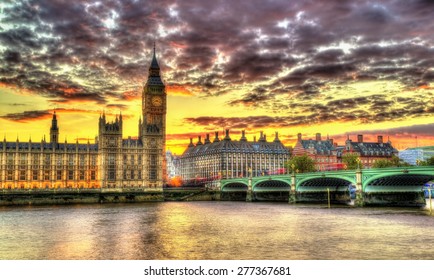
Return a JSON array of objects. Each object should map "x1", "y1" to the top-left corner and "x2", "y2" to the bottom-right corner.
[{"x1": 0, "y1": 48, "x2": 166, "y2": 189}]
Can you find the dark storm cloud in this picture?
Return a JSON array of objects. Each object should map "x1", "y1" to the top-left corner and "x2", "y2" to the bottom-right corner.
[
  {"x1": 0, "y1": 110, "x2": 52, "y2": 122},
  {"x1": 1, "y1": 0, "x2": 434, "y2": 125},
  {"x1": 351, "y1": 123, "x2": 434, "y2": 137},
  {"x1": 184, "y1": 116, "x2": 294, "y2": 130},
  {"x1": 224, "y1": 47, "x2": 296, "y2": 82}
]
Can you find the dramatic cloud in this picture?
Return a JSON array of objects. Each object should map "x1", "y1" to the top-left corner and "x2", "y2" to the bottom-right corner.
[{"x1": 1, "y1": 0, "x2": 434, "y2": 152}]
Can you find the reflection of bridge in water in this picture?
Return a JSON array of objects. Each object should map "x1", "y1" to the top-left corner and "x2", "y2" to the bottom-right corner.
[{"x1": 219, "y1": 166, "x2": 434, "y2": 206}]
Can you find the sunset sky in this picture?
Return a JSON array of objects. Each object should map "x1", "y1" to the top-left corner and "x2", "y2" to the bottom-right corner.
[{"x1": 1, "y1": 0, "x2": 434, "y2": 155}]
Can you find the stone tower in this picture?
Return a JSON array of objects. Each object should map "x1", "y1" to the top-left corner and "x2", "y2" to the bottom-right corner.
[
  {"x1": 50, "y1": 111, "x2": 59, "y2": 144},
  {"x1": 98, "y1": 112, "x2": 123, "y2": 188},
  {"x1": 141, "y1": 45, "x2": 166, "y2": 188}
]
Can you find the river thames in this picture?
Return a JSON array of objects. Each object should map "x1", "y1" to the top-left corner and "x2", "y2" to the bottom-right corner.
[{"x1": 0, "y1": 201, "x2": 433, "y2": 260}]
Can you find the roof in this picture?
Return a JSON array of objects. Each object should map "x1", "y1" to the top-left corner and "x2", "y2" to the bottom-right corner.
[
  {"x1": 346, "y1": 140, "x2": 397, "y2": 157},
  {"x1": 300, "y1": 139, "x2": 338, "y2": 155},
  {"x1": 181, "y1": 137, "x2": 290, "y2": 157},
  {"x1": 2, "y1": 141, "x2": 98, "y2": 151}
]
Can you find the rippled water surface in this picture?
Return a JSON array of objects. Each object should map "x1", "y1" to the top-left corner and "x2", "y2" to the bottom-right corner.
[{"x1": 1, "y1": 201, "x2": 434, "y2": 260}]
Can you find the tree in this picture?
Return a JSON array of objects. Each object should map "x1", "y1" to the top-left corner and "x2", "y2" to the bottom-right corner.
[
  {"x1": 427, "y1": 156, "x2": 434, "y2": 165},
  {"x1": 372, "y1": 159, "x2": 394, "y2": 168},
  {"x1": 285, "y1": 154, "x2": 316, "y2": 173},
  {"x1": 373, "y1": 155, "x2": 410, "y2": 168},
  {"x1": 419, "y1": 156, "x2": 434, "y2": 166},
  {"x1": 342, "y1": 152, "x2": 361, "y2": 170}
]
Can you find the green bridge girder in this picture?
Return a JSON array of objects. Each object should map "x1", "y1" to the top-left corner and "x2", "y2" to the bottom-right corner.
[{"x1": 220, "y1": 165, "x2": 434, "y2": 193}]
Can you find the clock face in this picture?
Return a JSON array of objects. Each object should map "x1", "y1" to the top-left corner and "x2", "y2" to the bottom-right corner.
[{"x1": 151, "y1": 96, "x2": 162, "y2": 106}]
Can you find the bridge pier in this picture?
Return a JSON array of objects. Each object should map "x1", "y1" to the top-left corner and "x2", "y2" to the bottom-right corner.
[
  {"x1": 355, "y1": 168, "x2": 364, "y2": 206},
  {"x1": 246, "y1": 177, "x2": 253, "y2": 202},
  {"x1": 289, "y1": 172, "x2": 296, "y2": 204}
]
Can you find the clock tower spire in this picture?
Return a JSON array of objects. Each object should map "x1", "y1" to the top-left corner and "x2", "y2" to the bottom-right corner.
[{"x1": 142, "y1": 43, "x2": 166, "y2": 188}]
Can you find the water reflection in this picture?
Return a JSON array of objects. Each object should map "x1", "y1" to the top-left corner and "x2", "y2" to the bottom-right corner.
[{"x1": 0, "y1": 202, "x2": 433, "y2": 260}]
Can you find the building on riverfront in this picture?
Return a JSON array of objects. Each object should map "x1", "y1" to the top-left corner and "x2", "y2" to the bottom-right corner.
[
  {"x1": 0, "y1": 47, "x2": 166, "y2": 190},
  {"x1": 399, "y1": 146, "x2": 434, "y2": 165},
  {"x1": 293, "y1": 133, "x2": 398, "y2": 170},
  {"x1": 292, "y1": 133, "x2": 343, "y2": 171},
  {"x1": 177, "y1": 130, "x2": 290, "y2": 184}
]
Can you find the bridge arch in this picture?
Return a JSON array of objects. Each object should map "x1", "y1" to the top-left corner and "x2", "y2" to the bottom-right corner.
[
  {"x1": 363, "y1": 173, "x2": 434, "y2": 192},
  {"x1": 297, "y1": 176, "x2": 356, "y2": 192},
  {"x1": 221, "y1": 182, "x2": 248, "y2": 192},
  {"x1": 252, "y1": 179, "x2": 291, "y2": 191}
]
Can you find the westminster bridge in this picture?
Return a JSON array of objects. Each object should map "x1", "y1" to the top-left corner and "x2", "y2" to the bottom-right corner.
[{"x1": 219, "y1": 166, "x2": 434, "y2": 206}]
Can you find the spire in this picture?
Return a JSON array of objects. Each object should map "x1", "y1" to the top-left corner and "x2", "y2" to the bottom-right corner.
[
  {"x1": 150, "y1": 41, "x2": 160, "y2": 70},
  {"x1": 147, "y1": 43, "x2": 163, "y2": 86}
]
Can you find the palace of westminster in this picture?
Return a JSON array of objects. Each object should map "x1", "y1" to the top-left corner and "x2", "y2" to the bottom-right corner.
[{"x1": 0, "y1": 48, "x2": 398, "y2": 189}]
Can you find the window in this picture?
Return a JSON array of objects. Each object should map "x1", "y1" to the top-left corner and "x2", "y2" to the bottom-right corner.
[
  {"x1": 149, "y1": 154, "x2": 157, "y2": 180},
  {"x1": 44, "y1": 170, "x2": 50, "y2": 181},
  {"x1": 56, "y1": 155, "x2": 62, "y2": 168},
  {"x1": 90, "y1": 171, "x2": 96, "y2": 180},
  {"x1": 32, "y1": 170, "x2": 38, "y2": 181},
  {"x1": 79, "y1": 170, "x2": 85, "y2": 180},
  {"x1": 44, "y1": 154, "x2": 50, "y2": 167},
  {"x1": 32, "y1": 154, "x2": 39, "y2": 168},
  {"x1": 19, "y1": 154, "x2": 27, "y2": 167},
  {"x1": 68, "y1": 170, "x2": 74, "y2": 180},
  {"x1": 56, "y1": 170, "x2": 62, "y2": 180},
  {"x1": 7, "y1": 170, "x2": 13, "y2": 181},
  {"x1": 68, "y1": 154, "x2": 74, "y2": 167},
  {"x1": 19, "y1": 170, "x2": 26, "y2": 181},
  {"x1": 79, "y1": 154, "x2": 85, "y2": 167}
]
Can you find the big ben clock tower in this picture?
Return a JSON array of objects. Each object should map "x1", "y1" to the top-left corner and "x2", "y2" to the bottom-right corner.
[{"x1": 142, "y1": 45, "x2": 166, "y2": 188}]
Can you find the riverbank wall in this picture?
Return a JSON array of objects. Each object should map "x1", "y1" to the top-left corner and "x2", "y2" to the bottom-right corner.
[{"x1": 0, "y1": 188, "x2": 221, "y2": 206}]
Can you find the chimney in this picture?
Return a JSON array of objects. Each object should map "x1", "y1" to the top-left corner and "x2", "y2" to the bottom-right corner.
[
  {"x1": 240, "y1": 130, "x2": 247, "y2": 142},
  {"x1": 197, "y1": 136, "x2": 203, "y2": 145},
  {"x1": 316, "y1": 133, "x2": 321, "y2": 141},
  {"x1": 329, "y1": 138, "x2": 334, "y2": 145},
  {"x1": 297, "y1": 133, "x2": 302, "y2": 141},
  {"x1": 224, "y1": 129, "x2": 231, "y2": 141},
  {"x1": 188, "y1": 138, "x2": 194, "y2": 147},
  {"x1": 377, "y1": 135, "x2": 383, "y2": 144},
  {"x1": 357, "y1": 134, "x2": 363, "y2": 143},
  {"x1": 273, "y1": 132, "x2": 280, "y2": 143},
  {"x1": 213, "y1": 132, "x2": 220, "y2": 142},
  {"x1": 259, "y1": 131, "x2": 265, "y2": 142},
  {"x1": 204, "y1": 134, "x2": 211, "y2": 144}
]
